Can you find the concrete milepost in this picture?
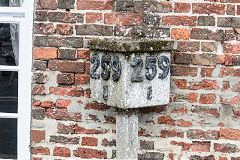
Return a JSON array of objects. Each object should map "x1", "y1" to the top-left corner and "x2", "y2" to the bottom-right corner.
[{"x1": 88, "y1": 40, "x2": 173, "y2": 160}]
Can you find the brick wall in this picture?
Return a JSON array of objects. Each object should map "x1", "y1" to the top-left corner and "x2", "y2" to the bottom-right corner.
[{"x1": 31, "y1": 0, "x2": 240, "y2": 159}]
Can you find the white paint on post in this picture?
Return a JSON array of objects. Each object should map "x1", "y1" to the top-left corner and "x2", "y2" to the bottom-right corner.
[{"x1": 116, "y1": 110, "x2": 139, "y2": 160}]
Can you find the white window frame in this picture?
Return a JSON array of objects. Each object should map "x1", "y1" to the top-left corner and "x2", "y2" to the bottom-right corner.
[{"x1": 0, "y1": 1, "x2": 34, "y2": 159}]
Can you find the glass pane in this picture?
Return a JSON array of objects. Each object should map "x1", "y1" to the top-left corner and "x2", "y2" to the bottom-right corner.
[
  {"x1": 0, "y1": 71, "x2": 18, "y2": 113},
  {"x1": 0, "y1": 23, "x2": 19, "y2": 66},
  {"x1": 0, "y1": 0, "x2": 23, "y2": 7},
  {"x1": 0, "y1": 118, "x2": 17, "y2": 159}
]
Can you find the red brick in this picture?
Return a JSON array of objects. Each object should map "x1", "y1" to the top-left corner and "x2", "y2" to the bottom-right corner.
[
  {"x1": 191, "y1": 141, "x2": 210, "y2": 152},
  {"x1": 171, "y1": 141, "x2": 191, "y2": 151},
  {"x1": 174, "y1": 2, "x2": 191, "y2": 13},
  {"x1": 40, "y1": 101, "x2": 54, "y2": 108},
  {"x1": 220, "y1": 128, "x2": 240, "y2": 140},
  {"x1": 75, "y1": 74, "x2": 90, "y2": 85},
  {"x1": 36, "y1": 0, "x2": 57, "y2": 10},
  {"x1": 177, "y1": 120, "x2": 192, "y2": 127},
  {"x1": 188, "y1": 93, "x2": 198, "y2": 102},
  {"x1": 188, "y1": 80, "x2": 219, "y2": 90},
  {"x1": 32, "y1": 84, "x2": 46, "y2": 95},
  {"x1": 86, "y1": 62, "x2": 90, "y2": 74},
  {"x1": 31, "y1": 130, "x2": 45, "y2": 143},
  {"x1": 238, "y1": 5, "x2": 240, "y2": 15},
  {"x1": 85, "y1": 101, "x2": 110, "y2": 111},
  {"x1": 53, "y1": 147, "x2": 71, "y2": 157},
  {"x1": 50, "y1": 86, "x2": 84, "y2": 97},
  {"x1": 171, "y1": 28, "x2": 189, "y2": 40},
  {"x1": 34, "y1": 47, "x2": 58, "y2": 59},
  {"x1": 193, "y1": 3, "x2": 226, "y2": 15},
  {"x1": 77, "y1": 0, "x2": 113, "y2": 10},
  {"x1": 75, "y1": 125, "x2": 108, "y2": 134},
  {"x1": 214, "y1": 143, "x2": 238, "y2": 153},
  {"x1": 31, "y1": 146, "x2": 50, "y2": 155},
  {"x1": 86, "y1": 12, "x2": 102, "y2": 23},
  {"x1": 171, "y1": 107, "x2": 187, "y2": 114},
  {"x1": 171, "y1": 65, "x2": 198, "y2": 77},
  {"x1": 57, "y1": 123, "x2": 75, "y2": 134},
  {"x1": 162, "y1": 16, "x2": 197, "y2": 26},
  {"x1": 199, "y1": 93, "x2": 217, "y2": 104},
  {"x1": 104, "y1": 115, "x2": 116, "y2": 124},
  {"x1": 173, "y1": 79, "x2": 187, "y2": 89},
  {"x1": 138, "y1": 128, "x2": 152, "y2": 137},
  {"x1": 48, "y1": 60, "x2": 85, "y2": 73},
  {"x1": 225, "y1": 54, "x2": 233, "y2": 65},
  {"x1": 232, "y1": 82, "x2": 240, "y2": 92},
  {"x1": 77, "y1": 49, "x2": 90, "y2": 60},
  {"x1": 56, "y1": 99, "x2": 71, "y2": 108},
  {"x1": 219, "y1": 157, "x2": 228, "y2": 160},
  {"x1": 104, "y1": 13, "x2": 142, "y2": 25},
  {"x1": 82, "y1": 137, "x2": 98, "y2": 146},
  {"x1": 200, "y1": 67, "x2": 215, "y2": 78},
  {"x1": 191, "y1": 106, "x2": 220, "y2": 117},
  {"x1": 85, "y1": 88, "x2": 91, "y2": 98},
  {"x1": 73, "y1": 147, "x2": 107, "y2": 159},
  {"x1": 33, "y1": 158, "x2": 42, "y2": 160},
  {"x1": 222, "y1": 81, "x2": 230, "y2": 91},
  {"x1": 158, "y1": 116, "x2": 176, "y2": 126},
  {"x1": 223, "y1": 43, "x2": 240, "y2": 54},
  {"x1": 57, "y1": 73, "x2": 74, "y2": 85},
  {"x1": 56, "y1": 24, "x2": 73, "y2": 35},
  {"x1": 177, "y1": 41, "x2": 200, "y2": 52}
]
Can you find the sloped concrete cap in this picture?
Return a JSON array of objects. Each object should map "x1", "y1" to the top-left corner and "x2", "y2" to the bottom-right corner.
[{"x1": 87, "y1": 39, "x2": 174, "y2": 53}]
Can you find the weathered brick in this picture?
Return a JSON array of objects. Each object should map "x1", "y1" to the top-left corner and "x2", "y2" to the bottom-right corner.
[
  {"x1": 200, "y1": 67, "x2": 215, "y2": 78},
  {"x1": 104, "y1": 13, "x2": 142, "y2": 25},
  {"x1": 102, "y1": 138, "x2": 116, "y2": 147},
  {"x1": 75, "y1": 125, "x2": 108, "y2": 134},
  {"x1": 57, "y1": 123, "x2": 75, "y2": 134},
  {"x1": 140, "y1": 140, "x2": 154, "y2": 150},
  {"x1": 77, "y1": 0, "x2": 113, "y2": 10},
  {"x1": 56, "y1": 24, "x2": 73, "y2": 35},
  {"x1": 193, "y1": 3, "x2": 225, "y2": 15},
  {"x1": 223, "y1": 43, "x2": 240, "y2": 54},
  {"x1": 32, "y1": 84, "x2": 46, "y2": 95},
  {"x1": 58, "y1": 0, "x2": 75, "y2": 9},
  {"x1": 199, "y1": 93, "x2": 217, "y2": 104},
  {"x1": 48, "y1": 12, "x2": 83, "y2": 23},
  {"x1": 174, "y1": 52, "x2": 191, "y2": 64},
  {"x1": 33, "y1": 61, "x2": 47, "y2": 70},
  {"x1": 31, "y1": 146, "x2": 50, "y2": 155},
  {"x1": 158, "y1": 116, "x2": 176, "y2": 126},
  {"x1": 220, "y1": 128, "x2": 240, "y2": 140},
  {"x1": 171, "y1": 141, "x2": 191, "y2": 151},
  {"x1": 187, "y1": 129, "x2": 219, "y2": 140},
  {"x1": 174, "y1": 2, "x2": 190, "y2": 13},
  {"x1": 219, "y1": 66, "x2": 235, "y2": 77},
  {"x1": 191, "y1": 53, "x2": 217, "y2": 66},
  {"x1": 171, "y1": 28, "x2": 189, "y2": 40},
  {"x1": 34, "y1": 23, "x2": 55, "y2": 35},
  {"x1": 73, "y1": 147, "x2": 107, "y2": 159},
  {"x1": 143, "y1": 14, "x2": 161, "y2": 26},
  {"x1": 218, "y1": 17, "x2": 240, "y2": 28},
  {"x1": 34, "y1": 47, "x2": 58, "y2": 59},
  {"x1": 197, "y1": 16, "x2": 215, "y2": 26},
  {"x1": 31, "y1": 130, "x2": 45, "y2": 143},
  {"x1": 33, "y1": 73, "x2": 47, "y2": 84},
  {"x1": 160, "y1": 129, "x2": 184, "y2": 138},
  {"x1": 57, "y1": 73, "x2": 74, "y2": 85},
  {"x1": 190, "y1": 28, "x2": 217, "y2": 40},
  {"x1": 35, "y1": 11, "x2": 47, "y2": 21},
  {"x1": 171, "y1": 65, "x2": 198, "y2": 77},
  {"x1": 75, "y1": 74, "x2": 90, "y2": 85},
  {"x1": 49, "y1": 60, "x2": 84, "y2": 73},
  {"x1": 86, "y1": 12, "x2": 102, "y2": 23},
  {"x1": 76, "y1": 24, "x2": 113, "y2": 36},
  {"x1": 115, "y1": 1, "x2": 134, "y2": 12},
  {"x1": 173, "y1": 79, "x2": 187, "y2": 89},
  {"x1": 138, "y1": 152, "x2": 164, "y2": 160},
  {"x1": 201, "y1": 42, "x2": 217, "y2": 52},
  {"x1": 58, "y1": 49, "x2": 76, "y2": 60},
  {"x1": 36, "y1": 0, "x2": 57, "y2": 10},
  {"x1": 32, "y1": 109, "x2": 45, "y2": 120},
  {"x1": 134, "y1": 1, "x2": 172, "y2": 13},
  {"x1": 56, "y1": 99, "x2": 71, "y2": 108},
  {"x1": 53, "y1": 147, "x2": 71, "y2": 157},
  {"x1": 162, "y1": 16, "x2": 197, "y2": 26},
  {"x1": 227, "y1": 4, "x2": 235, "y2": 15},
  {"x1": 50, "y1": 135, "x2": 79, "y2": 144},
  {"x1": 49, "y1": 86, "x2": 84, "y2": 97},
  {"x1": 214, "y1": 143, "x2": 238, "y2": 153},
  {"x1": 190, "y1": 155, "x2": 215, "y2": 160},
  {"x1": 177, "y1": 41, "x2": 200, "y2": 52},
  {"x1": 85, "y1": 101, "x2": 110, "y2": 111},
  {"x1": 77, "y1": 49, "x2": 90, "y2": 60},
  {"x1": 47, "y1": 108, "x2": 82, "y2": 121},
  {"x1": 192, "y1": 141, "x2": 210, "y2": 152},
  {"x1": 82, "y1": 137, "x2": 98, "y2": 146}
]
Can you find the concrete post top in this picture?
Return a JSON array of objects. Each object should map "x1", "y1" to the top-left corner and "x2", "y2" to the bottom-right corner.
[{"x1": 87, "y1": 39, "x2": 174, "y2": 53}]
